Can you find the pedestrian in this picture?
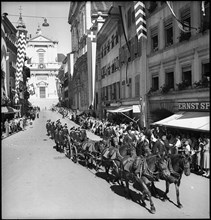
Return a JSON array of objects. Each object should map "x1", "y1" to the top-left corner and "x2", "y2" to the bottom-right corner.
[
  {"x1": 202, "y1": 138, "x2": 210, "y2": 178},
  {"x1": 19, "y1": 118, "x2": 23, "y2": 130},
  {"x1": 172, "y1": 135, "x2": 181, "y2": 154},
  {"x1": 4, "y1": 119, "x2": 9, "y2": 137}
]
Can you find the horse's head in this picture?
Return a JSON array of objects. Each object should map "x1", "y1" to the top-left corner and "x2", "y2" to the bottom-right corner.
[
  {"x1": 180, "y1": 154, "x2": 191, "y2": 176},
  {"x1": 95, "y1": 140, "x2": 105, "y2": 153}
]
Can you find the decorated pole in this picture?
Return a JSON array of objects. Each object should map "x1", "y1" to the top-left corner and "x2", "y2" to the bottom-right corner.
[{"x1": 14, "y1": 8, "x2": 27, "y2": 104}]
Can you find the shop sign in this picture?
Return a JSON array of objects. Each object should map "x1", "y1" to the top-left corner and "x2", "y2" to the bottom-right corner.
[{"x1": 178, "y1": 101, "x2": 210, "y2": 111}]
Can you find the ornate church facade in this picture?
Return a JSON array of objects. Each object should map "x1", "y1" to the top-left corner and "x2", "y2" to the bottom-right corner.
[{"x1": 25, "y1": 28, "x2": 63, "y2": 110}]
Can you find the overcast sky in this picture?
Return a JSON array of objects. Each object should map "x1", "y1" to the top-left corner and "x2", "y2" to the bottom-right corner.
[{"x1": 2, "y1": 1, "x2": 72, "y2": 55}]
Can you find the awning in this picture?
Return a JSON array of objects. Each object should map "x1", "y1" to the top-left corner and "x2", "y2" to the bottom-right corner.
[
  {"x1": 107, "y1": 105, "x2": 140, "y2": 113},
  {"x1": 107, "y1": 106, "x2": 133, "y2": 113},
  {"x1": 1, "y1": 106, "x2": 20, "y2": 114},
  {"x1": 152, "y1": 111, "x2": 210, "y2": 132}
]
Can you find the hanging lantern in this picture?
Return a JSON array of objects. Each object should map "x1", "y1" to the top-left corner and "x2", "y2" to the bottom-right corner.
[{"x1": 42, "y1": 18, "x2": 49, "y2": 27}]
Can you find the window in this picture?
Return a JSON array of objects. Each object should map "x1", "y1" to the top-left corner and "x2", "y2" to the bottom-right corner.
[
  {"x1": 111, "y1": 35, "x2": 115, "y2": 48},
  {"x1": 201, "y1": 1, "x2": 210, "y2": 32},
  {"x1": 101, "y1": 48, "x2": 104, "y2": 58},
  {"x1": 179, "y1": 7, "x2": 191, "y2": 41},
  {"x1": 182, "y1": 66, "x2": 192, "y2": 86},
  {"x1": 111, "y1": 61, "x2": 115, "y2": 73},
  {"x1": 164, "y1": 18, "x2": 173, "y2": 47},
  {"x1": 128, "y1": 78, "x2": 132, "y2": 98},
  {"x1": 107, "y1": 64, "x2": 111, "y2": 75},
  {"x1": 107, "y1": 40, "x2": 110, "y2": 53},
  {"x1": 122, "y1": 80, "x2": 126, "y2": 99},
  {"x1": 103, "y1": 44, "x2": 107, "y2": 56},
  {"x1": 115, "y1": 32, "x2": 119, "y2": 45},
  {"x1": 39, "y1": 53, "x2": 44, "y2": 64},
  {"x1": 181, "y1": 7, "x2": 191, "y2": 32},
  {"x1": 106, "y1": 86, "x2": 108, "y2": 100},
  {"x1": 165, "y1": 71, "x2": 174, "y2": 89},
  {"x1": 135, "y1": 75, "x2": 140, "y2": 97},
  {"x1": 152, "y1": 76, "x2": 159, "y2": 91},
  {"x1": 151, "y1": 27, "x2": 158, "y2": 52},
  {"x1": 40, "y1": 87, "x2": 46, "y2": 98},
  {"x1": 116, "y1": 81, "x2": 120, "y2": 100},
  {"x1": 202, "y1": 62, "x2": 209, "y2": 77}
]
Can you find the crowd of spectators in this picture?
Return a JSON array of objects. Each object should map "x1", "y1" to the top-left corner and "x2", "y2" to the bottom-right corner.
[
  {"x1": 53, "y1": 106, "x2": 210, "y2": 178},
  {"x1": 1, "y1": 107, "x2": 40, "y2": 139}
]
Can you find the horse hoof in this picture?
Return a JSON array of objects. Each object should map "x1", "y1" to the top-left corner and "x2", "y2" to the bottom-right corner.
[
  {"x1": 150, "y1": 207, "x2": 156, "y2": 214},
  {"x1": 178, "y1": 204, "x2": 183, "y2": 208}
]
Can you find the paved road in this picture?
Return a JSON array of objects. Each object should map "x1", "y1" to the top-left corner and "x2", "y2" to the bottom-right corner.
[{"x1": 2, "y1": 110, "x2": 210, "y2": 219}]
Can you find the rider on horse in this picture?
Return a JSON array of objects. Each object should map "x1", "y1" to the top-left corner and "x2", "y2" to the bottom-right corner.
[{"x1": 151, "y1": 134, "x2": 180, "y2": 183}]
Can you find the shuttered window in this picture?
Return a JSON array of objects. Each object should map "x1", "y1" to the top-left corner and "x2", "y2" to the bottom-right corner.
[{"x1": 164, "y1": 18, "x2": 173, "y2": 47}]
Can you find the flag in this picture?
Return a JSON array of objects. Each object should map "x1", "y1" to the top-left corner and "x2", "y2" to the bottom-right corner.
[
  {"x1": 1, "y1": 23, "x2": 8, "y2": 100},
  {"x1": 134, "y1": 1, "x2": 147, "y2": 40},
  {"x1": 87, "y1": 29, "x2": 97, "y2": 107},
  {"x1": 202, "y1": 1, "x2": 205, "y2": 16},
  {"x1": 87, "y1": 29, "x2": 97, "y2": 42},
  {"x1": 28, "y1": 83, "x2": 35, "y2": 95}
]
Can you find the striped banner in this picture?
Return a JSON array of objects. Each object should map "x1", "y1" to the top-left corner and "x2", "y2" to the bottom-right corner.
[
  {"x1": 134, "y1": 1, "x2": 147, "y2": 40},
  {"x1": 15, "y1": 30, "x2": 27, "y2": 103},
  {"x1": 1, "y1": 23, "x2": 8, "y2": 100}
]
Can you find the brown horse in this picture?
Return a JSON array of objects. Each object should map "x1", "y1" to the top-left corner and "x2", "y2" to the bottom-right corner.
[{"x1": 162, "y1": 153, "x2": 191, "y2": 208}]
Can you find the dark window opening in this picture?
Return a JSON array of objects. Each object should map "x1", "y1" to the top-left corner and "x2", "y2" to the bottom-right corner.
[
  {"x1": 152, "y1": 76, "x2": 159, "y2": 91},
  {"x1": 182, "y1": 68, "x2": 192, "y2": 86},
  {"x1": 165, "y1": 72, "x2": 174, "y2": 89}
]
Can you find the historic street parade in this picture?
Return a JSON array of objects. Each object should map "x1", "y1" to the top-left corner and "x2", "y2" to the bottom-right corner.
[{"x1": 1, "y1": 1, "x2": 209, "y2": 219}]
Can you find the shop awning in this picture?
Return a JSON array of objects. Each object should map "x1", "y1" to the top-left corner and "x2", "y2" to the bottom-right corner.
[
  {"x1": 1, "y1": 106, "x2": 20, "y2": 114},
  {"x1": 152, "y1": 111, "x2": 210, "y2": 132},
  {"x1": 107, "y1": 105, "x2": 140, "y2": 113}
]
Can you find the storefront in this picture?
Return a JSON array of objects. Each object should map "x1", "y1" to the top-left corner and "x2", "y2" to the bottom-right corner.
[{"x1": 152, "y1": 101, "x2": 210, "y2": 133}]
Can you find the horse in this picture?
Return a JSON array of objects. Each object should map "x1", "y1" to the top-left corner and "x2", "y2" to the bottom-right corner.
[
  {"x1": 162, "y1": 153, "x2": 192, "y2": 208},
  {"x1": 93, "y1": 139, "x2": 136, "y2": 184},
  {"x1": 119, "y1": 154, "x2": 159, "y2": 214}
]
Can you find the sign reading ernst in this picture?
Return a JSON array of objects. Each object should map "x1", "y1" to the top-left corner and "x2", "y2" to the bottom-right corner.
[{"x1": 178, "y1": 102, "x2": 210, "y2": 111}]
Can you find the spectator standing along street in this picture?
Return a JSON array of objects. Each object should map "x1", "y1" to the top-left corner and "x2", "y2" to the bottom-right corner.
[{"x1": 4, "y1": 119, "x2": 9, "y2": 137}]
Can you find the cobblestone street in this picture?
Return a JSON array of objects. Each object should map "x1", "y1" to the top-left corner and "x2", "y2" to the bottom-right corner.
[{"x1": 2, "y1": 110, "x2": 210, "y2": 219}]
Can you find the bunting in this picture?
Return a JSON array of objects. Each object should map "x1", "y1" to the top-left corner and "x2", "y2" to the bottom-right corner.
[
  {"x1": 134, "y1": 1, "x2": 147, "y2": 39},
  {"x1": 15, "y1": 29, "x2": 27, "y2": 103}
]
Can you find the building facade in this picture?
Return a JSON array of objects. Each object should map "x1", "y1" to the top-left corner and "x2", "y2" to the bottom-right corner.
[
  {"x1": 1, "y1": 13, "x2": 17, "y2": 107},
  {"x1": 25, "y1": 28, "x2": 63, "y2": 110},
  {"x1": 67, "y1": 1, "x2": 209, "y2": 130},
  {"x1": 95, "y1": 2, "x2": 147, "y2": 128},
  {"x1": 68, "y1": 1, "x2": 112, "y2": 111},
  {"x1": 145, "y1": 1, "x2": 210, "y2": 126}
]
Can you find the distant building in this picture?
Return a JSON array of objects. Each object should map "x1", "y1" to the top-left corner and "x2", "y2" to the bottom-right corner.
[{"x1": 25, "y1": 27, "x2": 64, "y2": 110}]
